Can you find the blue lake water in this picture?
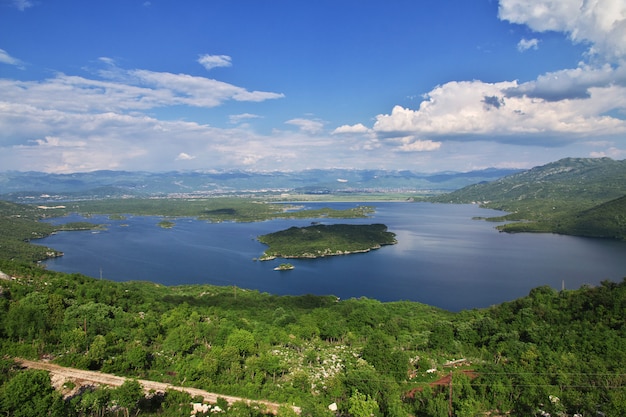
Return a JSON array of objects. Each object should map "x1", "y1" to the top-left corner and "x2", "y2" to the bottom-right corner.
[{"x1": 39, "y1": 202, "x2": 626, "y2": 311}]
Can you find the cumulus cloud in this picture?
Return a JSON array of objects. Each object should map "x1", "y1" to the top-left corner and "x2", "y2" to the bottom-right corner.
[
  {"x1": 332, "y1": 123, "x2": 371, "y2": 134},
  {"x1": 0, "y1": 49, "x2": 24, "y2": 67},
  {"x1": 370, "y1": 0, "x2": 626, "y2": 150},
  {"x1": 198, "y1": 54, "x2": 232, "y2": 71},
  {"x1": 373, "y1": 80, "x2": 626, "y2": 144},
  {"x1": 396, "y1": 138, "x2": 441, "y2": 152},
  {"x1": 499, "y1": 0, "x2": 626, "y2": 62},
  {"x1": 517, "y1": 37, "x2": 540, "y2": 52},
  {"x1": 285, "y1": 118, "x2": 325, "y2": 134},
  {"x1": 506, "y1": 64, "x2": 626, "y2": 101},
  {"x1": 176, "y1": 152, "x2": 196, "y2": 161}
]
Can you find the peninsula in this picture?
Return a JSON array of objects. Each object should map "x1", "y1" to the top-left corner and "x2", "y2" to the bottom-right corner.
[{"x1": 258, "y1": 223, "x2": 397, "y2": 260}]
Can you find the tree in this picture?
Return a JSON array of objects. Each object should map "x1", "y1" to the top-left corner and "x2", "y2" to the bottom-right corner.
[
  {"x1": 87, "y1": 334, "x2": 107, "y2": 369},
  {"x1": 5, "y1": 293, "x2": 49, "y2": 342},
  {"x1": 348, "y1": 389, "x2": 379, "y2": 417},
  {"x1": 361, "y1": 330, "x2": 408, "y2": 381},
  {"x1": 226, "y1": 328, "x2": 257, "y2": 357},
  {"x1": 113, "y1": 379, "x2": 144, "y2": 417},
  {"x1": 0, "y1": 369, "x2": 66, "y2": 417}
]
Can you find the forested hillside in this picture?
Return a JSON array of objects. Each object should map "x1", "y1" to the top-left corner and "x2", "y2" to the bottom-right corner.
[
  {"x1": 430, "y1": 157, "x2": 626, "y2": 239},
  {"x1": 0, "y1": 260, "x2": 624, "y2": 416}
]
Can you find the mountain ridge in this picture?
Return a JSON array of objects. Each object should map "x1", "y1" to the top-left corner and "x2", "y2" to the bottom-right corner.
[
  {"x1": 0, "y1": 167, "x2": 520, "y2": 201},
  {"x1": 430, "y1": 157, "x2": 626, "y2": 239}
]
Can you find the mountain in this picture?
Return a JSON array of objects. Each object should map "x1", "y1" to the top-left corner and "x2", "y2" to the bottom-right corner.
[
  {"x1": 430, "y1": 157, "x2": 626, "y2": 239},
  {"x1": 0, "y1": 168, "x2": 520, "y2": 202}
]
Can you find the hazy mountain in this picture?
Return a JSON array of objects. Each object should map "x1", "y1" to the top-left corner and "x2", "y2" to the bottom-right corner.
[{"x1": 0, "y1": 168, "x2": 520, "y2": 202}]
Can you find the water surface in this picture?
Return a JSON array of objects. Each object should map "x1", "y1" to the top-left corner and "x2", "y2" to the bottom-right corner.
[{"x1": 40, "y1": 202, "x2": 626, "y2": 311}]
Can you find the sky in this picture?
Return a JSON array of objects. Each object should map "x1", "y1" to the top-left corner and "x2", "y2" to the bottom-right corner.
[{"x1": 1, "y1": 0, "x2": 625, "y2": 173}]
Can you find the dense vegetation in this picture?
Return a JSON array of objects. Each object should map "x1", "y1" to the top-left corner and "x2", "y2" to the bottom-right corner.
[
  {"x1": 0, "y1": 260, "x2": 624, "y2": 416},
  {"x1": 257, "y1": 224, "x2": 397, "y2": 260},
  {"x1": 0, "y1": 201, "x2": 104, "y2": 262},
  {"x1": 430, "y1": 157, "x2": 626, "y2": 239},
  {"x1": 58, "y1": 198, "x2": 374, "y2": 223}
]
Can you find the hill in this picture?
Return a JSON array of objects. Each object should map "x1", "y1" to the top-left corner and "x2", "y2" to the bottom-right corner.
[
  {"x1": 558, "y1": 194, "x2": 626, "y2": 240},
  {"x1": 430, "y1": 157, "x2": 626, "y2": 239},
  {"x1": 0, "y1": 260, "x2": 624, "y2": 416}
]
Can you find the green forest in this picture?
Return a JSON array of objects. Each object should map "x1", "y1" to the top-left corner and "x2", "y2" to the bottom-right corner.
[{"x1": 0, "y1": 259, "x2": 624, "y2": 417}]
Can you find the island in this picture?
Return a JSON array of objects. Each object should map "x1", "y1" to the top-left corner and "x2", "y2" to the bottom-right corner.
[
  {"x1": 274, "y1": 263, "x2": 295, "y2": 271},
  {"x1": 258, "y1": 223, "x2": 397, "y2": 260},
  {"x1": 157, "y1": 220, "x2": 175, "y2": 229}
]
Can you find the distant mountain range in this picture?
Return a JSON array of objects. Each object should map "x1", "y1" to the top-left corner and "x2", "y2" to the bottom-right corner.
[
  {"x1": 430, "y1": 157, "x2": 626, "y2": 240},
  {"x1": 1, "y1": 157, "x2": 625, "y2": 240},
  {"x1": 0, "y1": 168, "x2": 520, "y2": 202}
]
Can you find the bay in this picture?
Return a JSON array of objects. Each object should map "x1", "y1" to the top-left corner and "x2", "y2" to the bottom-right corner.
[{"x1": 40, "y1": 202, "x2": 626, "y2": 311}]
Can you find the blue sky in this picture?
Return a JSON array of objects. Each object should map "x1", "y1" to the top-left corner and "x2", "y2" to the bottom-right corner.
[{"x1": 1, "y1": 0, "x2": 625, "y2": 173}]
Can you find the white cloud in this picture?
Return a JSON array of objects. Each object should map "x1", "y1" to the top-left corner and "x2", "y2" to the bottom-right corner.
[
  {"x1": 229, "y1": 113, "x2": 261, "y2": 124},
  {"x1": 396, "y1": 138, "x2": 441, "y2": 152},
  {"x1": 131, "y1": 69, "x2": 284, "y2": 105},
  {"x1": 499, "y1": 0, "x2": 626, "y2": 62},
  {"x1": 0, "y1": 49, "x2": 24, "y2": 67},
  {"x1": 372, "y1": 80, "x2": 626, "y2": 144},
  {"x1": 0, "y1": 61, "x2": 284, "y2": 114},
  {"x1": 517, "y1": 38, "x2": 540, "y2": 52},
  {"x1": 285, "y1": 118, "x2": 325, "y2": 134},
  {"x1": 11, "y1": 0, "x2": 33, "y2": 11},
  {"x1": 198, "y1": 54, "x2": 232, "y2": 71},
  {"x1": 175, "y1": 152, "x2": 196, "y2": 161},
  {"x1": 332, "y1": 123, "x2": 370, "y2": 134},
  {"x1": 505, "y1": 63, "x2": 626, "y2": 101}
]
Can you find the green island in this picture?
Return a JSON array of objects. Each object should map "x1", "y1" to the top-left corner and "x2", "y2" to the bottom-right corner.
[
  {"x1": 274, "y1": 263, "x2": 295, "y2": 271},
  {"x1": 258, "y1": 223, "x2": 397, "y2": 260},
  {"x1": 157, "y1": 220, "x2": 175, "y2": 229}
]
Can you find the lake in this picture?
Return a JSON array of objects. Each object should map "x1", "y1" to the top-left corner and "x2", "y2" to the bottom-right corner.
[{"x1": 40, "y1": 202, "x2": 626, "y2": 311}]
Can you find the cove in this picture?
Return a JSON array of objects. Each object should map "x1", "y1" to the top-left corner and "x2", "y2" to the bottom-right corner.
[{"x1": 39, "y1": 202, "x2": 626, "y2": 311}]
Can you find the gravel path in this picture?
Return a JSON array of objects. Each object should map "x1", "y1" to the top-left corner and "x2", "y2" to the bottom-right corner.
[{"x1": 17, "y1": 358, "x2": 300, "y2": 415}]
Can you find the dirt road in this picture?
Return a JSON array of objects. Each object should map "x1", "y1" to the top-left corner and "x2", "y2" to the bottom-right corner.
[{"x1": 16, "y1": 358, "x2": 300, "y2": 415}]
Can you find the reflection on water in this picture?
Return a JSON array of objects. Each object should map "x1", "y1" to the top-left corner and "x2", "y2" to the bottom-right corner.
[{"x1": 41, "y1": 202, "x2": 626, "y2": 311}]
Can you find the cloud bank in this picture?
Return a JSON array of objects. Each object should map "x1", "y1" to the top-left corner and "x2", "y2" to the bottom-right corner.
[{"x1": 1, "y1": 0, "x2": 625, "y2": 173}]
